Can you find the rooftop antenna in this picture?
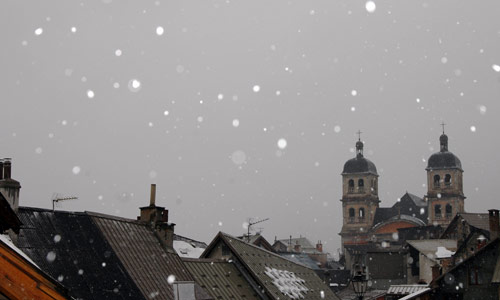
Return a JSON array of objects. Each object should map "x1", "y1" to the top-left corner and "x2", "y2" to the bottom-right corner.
[
  {"x1": 52, "y1": 193, "x2": 78, "y2": 211},
  {"x1": 246, "y1": 217, "x2": 269, "y2": 242}
]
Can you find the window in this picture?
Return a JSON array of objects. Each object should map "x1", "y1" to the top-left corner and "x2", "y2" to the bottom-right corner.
[
  {"x1": 433, "y1": 175, "x2": 440, "y2": 187},
  {"x1": 359, "y1": 208, "x2": 365, "y2": 219},
  {"x1": 445, "y1": 174, "x2": 451, "y2": 186},
  {"x1": 435, "y1": 205, "x2": 442, "y2": 219},
  {"x1": 348, "y1": 179, "x2": 354, "y2": 192},
  {"x1": 173, "y1": 282, "x2": 196, "y2": 300},
  {"x1": 445, "y1": 204, "x2": 452, "y2": 218},
  {"x1": 358, "y1": 179, "x2": 364, "y2": 192},
  {"x1": 469, "y1": 267, "x2": 483, "y2": 285},
  {"x1": 349, "y1": 208, "x2": 355, "y2": 222}
]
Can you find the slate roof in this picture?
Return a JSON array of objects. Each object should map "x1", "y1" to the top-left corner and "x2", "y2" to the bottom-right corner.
[
  {"x1": 17, "y1": 207, "x2": 208, "y2": 300},
  {"x1": 17, "y1": 207, "x2": 143, "y2": 300},
  {"x1": 203, "y1": 232, "x2": 339, "y2": 300},
  {"x1": 90, "y1": 212, "x2": 195, "y2": 300},
  {"x1": 183, "y1": 258, "x2": 259, "y2": 300},
  {"x1": 372, "y1": 192, "x2": 427, "y2": 226},
  {"x1": 279, "y1": 253, "x2": 321, "y2": 270},
  {"x1": 0, "y1": 191, "x2": 21, "y2": 233},
  {"x1": 275, "y1": 237, "x2": 318, "y2": 253},
  {"x1": 459, "y1": 213, "x2": 490, "y2": 232}
]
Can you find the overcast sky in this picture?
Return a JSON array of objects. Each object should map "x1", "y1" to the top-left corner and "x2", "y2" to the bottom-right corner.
[{"x1": 2, "y1": 0, "x2": 500, "y2": 254}]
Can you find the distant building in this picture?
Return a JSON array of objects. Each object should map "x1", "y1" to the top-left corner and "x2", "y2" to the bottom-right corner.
[
  {"x1": 339, "y1": 131, "x2": 465, "y2": 272},
  {"x1": 200, "y1": 232, "x2": 340, "y2": 300}
]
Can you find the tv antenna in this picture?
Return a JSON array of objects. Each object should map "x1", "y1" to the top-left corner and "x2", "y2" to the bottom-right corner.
[
  {"x1": 246, "y1": 217, "x2": 269, "y2": 242},
  {"x1": 52, "y1": 193, "x2": 78, "y2": 211}
]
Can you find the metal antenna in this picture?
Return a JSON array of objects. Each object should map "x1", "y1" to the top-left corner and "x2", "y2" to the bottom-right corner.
[
  {"x1": 246, "y1": 218, "x2": 269, "y2": 242},
  {"x1": 52, "y1": 193, "x2": 78, "y2": 211}
]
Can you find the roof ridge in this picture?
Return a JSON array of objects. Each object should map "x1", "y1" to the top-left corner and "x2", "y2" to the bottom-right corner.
[{"x1": 85, "y1": 211, "x2": 141, "y2": 223}]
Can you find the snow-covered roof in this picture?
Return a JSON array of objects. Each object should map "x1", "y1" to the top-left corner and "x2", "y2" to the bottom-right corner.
[
  {"x1": 0, "y1": 234, "x2": 39, "y2": 267},
  {"x1": 174, "y1": 240, "x2": 206, "y2": 258}
]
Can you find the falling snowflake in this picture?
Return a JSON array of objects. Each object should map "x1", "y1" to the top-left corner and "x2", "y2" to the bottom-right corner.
[
  {"x1": 115, "y1": 49, "x2": 122, "y2": 56},
  {"x1": 252, "y1": 85, "x2": 261, "y2": 92},
  {"x1": 128, "y1": 79, "x2": 142, "y2": 92},
  {"x1": 167, "y1": 275, "x2": 176, "y2": 284},
  {"x1": 72, "y1": 166, "x2": 81, "y2": 175},
  {"x1": 87, "y1": 90, "x2": 95, "y2": 99},
  {"x1": 232, "y1": 119, "x2": 240, "y2": 127},
  {"x1": 365, "y1": 1, "x2": 376, "y2": 13},
  {"x1": 492, "y1": 64, "x2": 500, "y2": 72},
  {"x1": 277, "y1": 138, "x2": 287, "y2": 150},
  {"x1": 156, "y1": 26, "x2": 164, "y2": 36},
  {"x1": 34, "y1": 28, "x2": 43, "y2": 35}
]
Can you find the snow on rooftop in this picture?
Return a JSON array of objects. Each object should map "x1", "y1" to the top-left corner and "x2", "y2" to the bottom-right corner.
[
  {"x1": 264, "y1": 266, "x2": 309, "y2": 299},
  {"x1": 0, "y1": 234, "x2": 39, "y2": 267},
  {"x1": 173, "y1": 240, "x2": 206, "y2": 259},
  {"x1": 435, "y1": 246, "x2": 455, "y2": 259}
]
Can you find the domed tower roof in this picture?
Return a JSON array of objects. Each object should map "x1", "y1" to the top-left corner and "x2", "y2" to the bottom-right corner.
[
  {"x1": 342, "y1": 136, "x2": 378, "y2": 175},
  {"x1": 426, "y1": 132, "x2": 462, "y2": 171}
]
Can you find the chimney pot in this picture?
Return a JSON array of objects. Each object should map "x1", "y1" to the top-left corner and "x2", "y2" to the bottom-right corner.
[
  {"x1": 3, "y1": 158, "x2": 11, "y2": 179},
  {"x1": 150, "y1": 184, "x2": 156, "y2": 206},
  {"x1": 489, "y1": 209, "x2": 499, "y2": 240}
]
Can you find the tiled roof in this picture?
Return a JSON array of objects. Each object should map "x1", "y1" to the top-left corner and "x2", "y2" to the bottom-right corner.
[
  {"x1": 17, "y1": 207, "x2": 143, "y2": 300},
  {"x1": 183, "y1": 258, "x2": 259, "y2": 300},
  {"x1": 206, "y1": 233, "x2": 339, "y2": 300},
  {"x1": 387, "y1": 284, "x2": 429, "y2": 295},
  {"x1": 90, "y1": 212, "x2": 195, "y2": 300}
]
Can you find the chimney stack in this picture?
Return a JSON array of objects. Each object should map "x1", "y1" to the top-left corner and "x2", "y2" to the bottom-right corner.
[
  {"x1": 316, "y1": 241, "x2": 323, "y2": 253},
  {"x1": 431, "y1": 264, "x2": 441, "y2": 281},
  {"x1": 0, "y1": 158, "x2": 21, "y2": 213},
  {"x1": 294, "y1": 241, "x2": 302, "y2": 253},
  {"x1": 150, "y1": 184, "x2": 156, "y2": 206},
  {"x1": 489, "y1": 209, "x2": 499, "y2": 240}
]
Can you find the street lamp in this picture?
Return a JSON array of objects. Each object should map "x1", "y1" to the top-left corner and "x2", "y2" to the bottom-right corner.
[{"x1": 351, "y1": 270, "x2": 368, "y2": 300}]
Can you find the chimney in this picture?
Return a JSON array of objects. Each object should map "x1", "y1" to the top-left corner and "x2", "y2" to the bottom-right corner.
[
  {"x1": 489, "y1": 209, "x2": 499, "y2": 240},
  {"x1": 0, "y1": 159, "x2": 3, "y2": 180},
  {"x1": 0, "y1": 158, "x2": 21, "y2": 213},
  {"x1": 431, "y1": 264, "x2": 441, "y2": 281},
  {"x1": 316, "y1": 241, "x2": 323, "y2": 253},
  {"x1": 294, "y1": 241, "x2": 301, "y2": 253},
  {"x1": 477, "y1": 235, "x2": 487, "y2": 250},
  {"x1": 150, "y1": 184, "x2": 156, "y2": 206},
  {"x1": 139, "y1": 184, "x2": 165, "y2": 223}
]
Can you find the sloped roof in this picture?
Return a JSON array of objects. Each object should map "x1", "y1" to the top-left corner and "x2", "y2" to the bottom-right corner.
[
  {"x1": 183, "y1": 258, "x2": 259, "y2": 300},
  {"x1": 275, "y1": 237, "x2": 316, "y2": 252},
  {"x1": 460, "y1": 213, "x2": 490, "y2": 231},
  {"x1": 373, "y1": 193, "x2": 428, "y2": 227},
  {"x1": 17, "y1": 207, "x2": 143, "y2": 300},
  {"x1": 406, "y1": 240, "x2": 457, "y2": 261},
  {"x1": 387, "y1": 284, "x2": 429, "y2": 295},
  {"x1": 90, "y1": 212, "x2": 195, "y2": 300},
  {"x1": 0, "y1": 191, "x2": 21, "y2": 233},
  {"x1": 204, "y1": 232, "x2": 339, "y2": 300},
  {"x1": 174, "y1": 240, "x2": 206, "y2": 258},
  {"x1": 279, "y1": 253, "x2": 321, "y2": 270}
]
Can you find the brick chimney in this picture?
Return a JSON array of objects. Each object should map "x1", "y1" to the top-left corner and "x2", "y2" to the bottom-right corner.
[
  {"x1": 294, "y1": 241, "x2": 302, "y2": 253},
  {"x1": 138, "y1": 184, "x2": 175, "y2": 250},
  {"x1": 0, "y1": 158, "x2": 21, "y2": 213},
  {"x1": 316, "y1": 241, "x2": 323, "y2": 253},
  {"x1": 489, "y1": 209, "x2": 499, "y2": 240},
  {"x1": 431, "y1": 264, "x2": 441, "y2": 281}
]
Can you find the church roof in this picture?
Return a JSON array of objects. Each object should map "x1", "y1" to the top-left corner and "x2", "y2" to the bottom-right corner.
[
  {"x1": 342, "y1": 157, "x2": 378, "y2": 175},
  {"x1": 426, "y1": 133, "x2": 462, "y2": 171},
  {"x1": 342, "y1": 138, "x2": 378, "y2": 175},
  {"x1": 373, "y1": 193, "x2": 428, "y2": 226}
]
